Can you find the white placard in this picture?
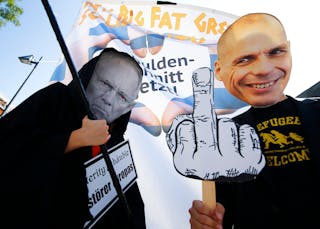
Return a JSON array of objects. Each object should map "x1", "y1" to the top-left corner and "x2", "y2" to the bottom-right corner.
[{"x1": 84, "y1": 140, "x2": 137, "y2": 228}]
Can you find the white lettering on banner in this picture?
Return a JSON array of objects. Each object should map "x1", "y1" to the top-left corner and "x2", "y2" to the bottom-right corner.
[{"x1": 83, "y1": 140, "x2": 137, "y2": 229}]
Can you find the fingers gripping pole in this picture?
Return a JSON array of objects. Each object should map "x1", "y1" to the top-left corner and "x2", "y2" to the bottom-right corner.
[{"x1": 40, "y1": 0, "x2": 133, "y2": 225}]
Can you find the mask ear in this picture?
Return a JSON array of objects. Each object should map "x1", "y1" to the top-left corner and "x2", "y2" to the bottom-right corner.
[
  {"x1": 287, "y1": 40, "x2": 291, "y2": 49},
  {"x1": 214, "y1": 60, "x2": 222, "y2": 81},
  {"x1": 78, "y1": 55, "x2": 100, "y2": 89}
]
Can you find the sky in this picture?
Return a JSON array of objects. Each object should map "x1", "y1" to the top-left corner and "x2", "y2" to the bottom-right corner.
[{"x1": 1, "y1": 0, "x2": 320, "y2": 110}]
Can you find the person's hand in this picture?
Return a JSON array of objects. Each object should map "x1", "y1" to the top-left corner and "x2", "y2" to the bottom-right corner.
[
  {"x1": 65, "y1": 115, "x2": 111, "y2": 153},
  {"x1": 189, "y1": 200, "x2": 225, "y2": 229},
  {"x1": 80, "y1": 115, "x2": 111, "y2": 146},
  {"x1": 166, "y1": 67, "x2": 265, "y2": 181}
]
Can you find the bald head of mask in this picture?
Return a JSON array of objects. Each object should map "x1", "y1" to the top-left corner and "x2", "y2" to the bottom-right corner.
[{"x1": 85, "y1": 50, "x2": 143, "y2": 123}]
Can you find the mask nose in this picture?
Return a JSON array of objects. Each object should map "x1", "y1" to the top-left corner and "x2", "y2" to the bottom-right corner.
[
  {"x1": 252, "y1": 56, "x2": 273, "y2": 76},
  {"x1": 102, "y1": 91, "x2": 116, "y2": 106},
  {"x1": 102, "y1": 95, "x2": 113, "y2": 107}
]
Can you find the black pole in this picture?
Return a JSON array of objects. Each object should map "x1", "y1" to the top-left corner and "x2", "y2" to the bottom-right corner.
[
  {"x1": 1, "y1": 57, "x2": 43, "y2": 117},
  {"x1": 40, "y1": 0, "x2": 133, "y2": 225}
]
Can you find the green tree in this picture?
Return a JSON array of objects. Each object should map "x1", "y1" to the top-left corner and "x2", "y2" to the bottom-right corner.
[{"x1": 0, "y1": 0, "x2": 23, "y2": 27}]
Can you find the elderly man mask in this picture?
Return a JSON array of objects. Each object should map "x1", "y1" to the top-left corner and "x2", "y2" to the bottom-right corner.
[{"x1": 85, "y1": 50, "x2": 143, "y2": 123}]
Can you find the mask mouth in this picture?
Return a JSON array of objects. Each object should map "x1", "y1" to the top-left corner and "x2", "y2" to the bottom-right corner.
[
  {"x1": 90, "y1": 104, "x2": 107, "y2": 120},
  {"x1": 91, "y1": 103, "x2": 108, "y2": 113},
  {"x1": 91, "y1": 102, "x2": 135, "y2": 123}
]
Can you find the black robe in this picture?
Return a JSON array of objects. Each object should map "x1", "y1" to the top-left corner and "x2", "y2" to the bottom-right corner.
[{"x1": 0, "y1": 80, "x2": 145, "y2": 229}]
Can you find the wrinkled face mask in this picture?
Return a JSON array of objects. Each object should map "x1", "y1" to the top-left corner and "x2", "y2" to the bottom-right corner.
[{"x1": 85, "y1": 51, "x2": 142, "y2": 123}]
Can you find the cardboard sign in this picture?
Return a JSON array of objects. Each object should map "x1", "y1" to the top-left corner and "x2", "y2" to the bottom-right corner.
[
  {"x1": 166, "y1": 68, "x2": 265, "y2": 182},
  {"x1": 84, "y1": 140, "x2": 137, "y2": 228}
]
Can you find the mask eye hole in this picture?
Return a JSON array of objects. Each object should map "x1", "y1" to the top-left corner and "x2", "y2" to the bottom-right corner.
[
  {"x1": 119, "y1": 94, "x2": 127, "y2": 102},
  {"x1": 100, "y1": 80, "x2": 112, "y2": 89}
]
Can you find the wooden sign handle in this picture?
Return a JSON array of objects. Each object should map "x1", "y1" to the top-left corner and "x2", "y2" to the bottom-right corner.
[{"x1": 202, "y1": 180, "x2": 216, "y2": 209}]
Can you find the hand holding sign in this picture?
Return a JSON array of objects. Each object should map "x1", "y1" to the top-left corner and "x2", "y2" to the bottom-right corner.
[{"x1": 166, "y1": 67, "x2": 265, "y2": 182}]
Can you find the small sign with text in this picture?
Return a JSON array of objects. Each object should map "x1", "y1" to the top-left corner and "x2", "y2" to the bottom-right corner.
[{"x1": 84, "y1": 140, "x2": 137, "y2": 228}]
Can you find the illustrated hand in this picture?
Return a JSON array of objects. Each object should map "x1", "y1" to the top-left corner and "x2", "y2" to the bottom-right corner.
[
  {"x1": 166, "y1": 67, "x2": 265, "y2": 181},
  {"x1": 189, "y1": 200, "x2": 225, "y2": 229},
  {"x1": 130, "y1": 81, "x2": 241, "y2": 137},
  {"x1": 130, "y1": 103, "x2": 162, "y2": 136}
]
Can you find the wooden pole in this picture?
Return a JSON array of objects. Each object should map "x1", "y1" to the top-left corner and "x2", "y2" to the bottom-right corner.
[{"x1": 202, "y1": 181, "x2": 216, "y2": 209}]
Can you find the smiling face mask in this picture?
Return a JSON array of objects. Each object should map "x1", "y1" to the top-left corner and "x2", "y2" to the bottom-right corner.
[{"x1": 85, "y1": 50, "x2": 142, "y2": 123}]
